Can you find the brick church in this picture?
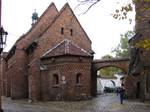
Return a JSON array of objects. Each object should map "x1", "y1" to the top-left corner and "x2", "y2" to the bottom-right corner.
[{"x1": 1, "y1": 3, "x2": 94, "y2": 101}]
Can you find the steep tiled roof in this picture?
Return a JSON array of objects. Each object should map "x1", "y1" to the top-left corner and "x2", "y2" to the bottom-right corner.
[
  {"x1": 6, "y1": 2, "x2": 58, "y2": 60},
  {"x1": 42, "y1": 39, "x2": 92, "y2": 58},
  {"x1": 17, "y1": 2, "x2": 58, "y2": 44}
]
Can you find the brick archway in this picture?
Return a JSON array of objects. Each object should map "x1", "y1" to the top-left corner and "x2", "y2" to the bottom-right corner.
[
  {"x1": 91, "y1": 58, "x2": 129, "y2": 97},
  {"x1": 93, "y1": 58, "x2": 129, "y2": 73}
]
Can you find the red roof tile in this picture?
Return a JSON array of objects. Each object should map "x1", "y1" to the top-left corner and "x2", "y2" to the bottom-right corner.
[{"x1": 42, "y1": 39, "x2": 92, "y2": 58}]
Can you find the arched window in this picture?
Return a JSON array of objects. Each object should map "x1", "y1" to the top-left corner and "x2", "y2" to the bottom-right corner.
[
  {"x1": 53, "y1": 74, "x2": 59, "y2": 85},
  {"x1": 76, "y1": 73, "x2": 82, "y2": 84}
]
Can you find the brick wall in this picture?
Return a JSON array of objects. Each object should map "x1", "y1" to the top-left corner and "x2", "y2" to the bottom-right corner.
[
  {"x1": 28, "y1": 60, "x2": 41, "y2": 101},
  {"x1": 11, "y1": 49, "x2": 28, "y2": 99},
  {"x1": 135, "y1": 1, "x2": 150, "y2": 100},
  {"x1": 0, "y1": 58, "x2": 7, "y2": 95},
  {"x1": 41, "y1": 56, "x2": 93, "y2": 101},
  {"x1": 126, "y1": 1, "x2": 150, "y2": 100}
]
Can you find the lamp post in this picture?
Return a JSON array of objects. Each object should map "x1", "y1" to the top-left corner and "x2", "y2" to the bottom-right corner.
[
  {"x1": 0, "y1": 28, "x2": 7, "y2": 112},
  {"x1": 0, "y1": 27, "x2": 7, "y2": 53},
  {"x1": 0, "y1": 27, "x2": 7, "y2": 112},
  {"x1": 0, "y1": 27, "x2": 7, "y2": 110},
  {"x1": 0, "y1": 0, "x2": 8, "y2": 111}
]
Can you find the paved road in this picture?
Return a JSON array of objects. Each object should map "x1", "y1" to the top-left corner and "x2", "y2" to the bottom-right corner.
[{"x1": 2, "y1": 93, "x2": 150, "y2": 112}]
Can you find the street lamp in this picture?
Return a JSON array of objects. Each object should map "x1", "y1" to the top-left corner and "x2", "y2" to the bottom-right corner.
[
  {"x1": 0, "y1": 26, "x2": 7, "y2": 112},
  {"x1": 0, "y1": 0, "x2": 7, "y2": 111},
  {"x1": 0, "y1": 27, "x2": 8, "y2": 54}
]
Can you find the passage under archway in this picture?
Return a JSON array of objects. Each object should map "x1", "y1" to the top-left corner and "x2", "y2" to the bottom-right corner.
[
  {"x1": 97, "y1": 66, "x2": 125, "y2": 94},
  {"x1": 92, "y1": 58, "x2": 129, "y2": 96},
  {"x1": 98, "y1": 66, "x2": 125, "y2": 78}
]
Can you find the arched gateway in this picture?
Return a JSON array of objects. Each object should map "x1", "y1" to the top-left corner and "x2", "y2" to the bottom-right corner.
[
  {"x1": 91, "y1": 58, "x2": 129, "y2": 96},
  {"x1": 93, "y1": 58, "x2": 129, "y2": 73}
]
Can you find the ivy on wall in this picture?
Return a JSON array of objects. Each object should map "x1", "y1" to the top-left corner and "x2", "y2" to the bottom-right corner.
[{"x1": 135, "y1": 39, "x2": 150, "y2": 50}]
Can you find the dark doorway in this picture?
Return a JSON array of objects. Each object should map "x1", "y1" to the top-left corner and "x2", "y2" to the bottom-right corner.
[{"x1": 136, "y1": 82, "x2": 140, "y2": 98}]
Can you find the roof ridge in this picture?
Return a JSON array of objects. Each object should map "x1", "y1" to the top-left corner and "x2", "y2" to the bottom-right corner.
[
  {"x1": 65, "y1": 39, "x2": 70, "y2": 54},
  {"x1": 23, "y1": 2, "x2": 58, "y2": 40},
  {"x1": 69, "y1": 40, "x2": 91, "y2": 56},
  {"x1": 38, "y1": 3, "x2": 69, "y2": 38},
  {"x1": 7, "y1": 2, "x2": 59, "y2": 56},
  {"x1": 38, "y1": 2, "x2": 91, "y2": 44},
  {"x1": 42, "y1": 39, "x2": 67, "y2": 57},
  {"x1": 65, "y1": 3, "x2": 92, "y2": 43},
  {"x1": 42, "y1": 39, "x2": 91, "y2": 58}
]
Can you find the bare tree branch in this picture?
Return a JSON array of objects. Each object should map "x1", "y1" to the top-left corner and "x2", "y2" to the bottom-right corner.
[
  {"x1": 74, "y1": 0, "x2": 96, "y2": 10},
  {"x1": 74, "y1": 0, "x2": 101, "y2": 15},
  {"x1": 81, "y1": 0, "x2": 100, "y2": 15},
  {"x1": 74, "y1": 1, "x2": 88, "y2": 11}
]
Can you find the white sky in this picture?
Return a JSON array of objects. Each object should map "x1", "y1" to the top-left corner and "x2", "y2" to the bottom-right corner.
[{"x1": 2, "y1": 0, "x2": 135, "y2": 59}]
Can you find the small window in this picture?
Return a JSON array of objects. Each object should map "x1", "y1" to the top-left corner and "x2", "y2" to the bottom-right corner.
[
  {"x1": 76, "y1": 73, "x2": 82, "y2": 84},
  {"x1": 26, "y1": 42, "x2": 38, "y2": 54},
  {"x1": 53, "y1": 74, "x2": 59, "y2": 85},
  {"x1": 61, "y1": 27, "x2": 64, "y2": 34},
  {"x1": 70, "y1": 29, "x2": 73, "y2": 36}
]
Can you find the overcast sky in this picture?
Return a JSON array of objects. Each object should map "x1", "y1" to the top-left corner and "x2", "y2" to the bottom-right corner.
[{"x1": 2, "y1": 0, "x2": 135, "y2": 59}]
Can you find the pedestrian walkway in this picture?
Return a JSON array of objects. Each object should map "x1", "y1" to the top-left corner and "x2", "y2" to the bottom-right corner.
[{"x1": 2, "y1": 93, "x2": 150, "y2": 112}]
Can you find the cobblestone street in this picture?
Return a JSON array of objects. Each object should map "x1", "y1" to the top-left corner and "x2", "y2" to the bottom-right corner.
[{"x1": 1, "y1": 93, "x2": 150, "y2": 112}]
